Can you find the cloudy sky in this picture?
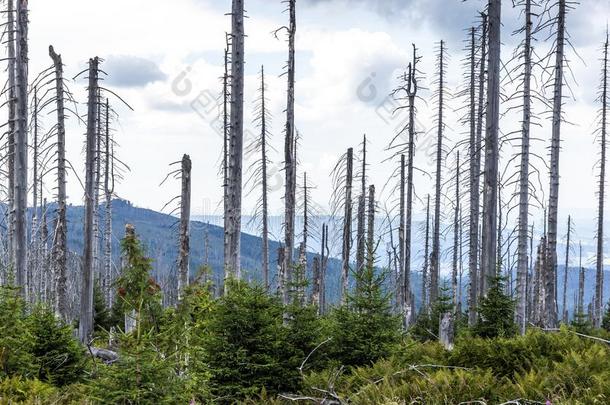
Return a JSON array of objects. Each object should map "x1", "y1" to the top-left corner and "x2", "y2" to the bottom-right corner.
[{"x1": 27, "y1": 0, "x2": 610, "y2": 243}]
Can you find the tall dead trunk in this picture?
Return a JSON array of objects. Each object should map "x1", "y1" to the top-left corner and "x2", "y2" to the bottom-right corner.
[
  {"x1": 452, "y1": 152, "x2": 460, "y2": 314},
  {"x1": 311, "y1": 256, "x2": 320, "y2": 309},
  {"x1": 545, "y1": 0, "x2": 566, "y2": 328},
  {"x1": 341, "y1": 148, "x2": 354, "y2": 304},
  {"x1": 422, "y1": 194, "x2": 431, "y2": 312},
  {"x1": 222, "y1": 39, "x2": 231, "y2": 290},
  {"x1": 562, "y1": 215, "x2": 571, "y2": 322},
  {"x1": 178, "y1": 154, "x2": 191, "y2": 302},
  {"x1": 578, "y1": 241, "x2": 584, "y2": 315},
  {"x1": 398, "y1": 154, "x2": 406, "y2": 320},
  {"x1": 103, "y1": 99, "x2": 113, "y2": 307},
  {"x1": 430, "y1": 40, "x2": 446, "y2": 305},
  {"x1": 468, "y1": 24, "x2": 481, "y2": 326},
  {"x1": 225, "y1": 0, "x2": 245, "y2": 280},
  {"x1": 595, "y1": 32, "x2": 608, "y2": 327},
  {"x1": 476, "y1": 13, "x2": 488, "y2": 301},
  {"x1": 356, "y1": 136, "x2": 367, "y2": 276},
  {"x1": 259, "y1": 66, "x2": 270, "y2": 291},
  {"x1": 282, "y1": 0, "x2": 297, "y2": 305},
  {"x1": 366, "y1": 185, "x2": 375, "y2": 272},
  {"x1": 404, "y1": 50, "x2": 418, "y2": 327},
  {"x1": 320, "y1": 223, "x2": 329, "y2": 314},
  {"x1": 79, "y1": 57, "x2": 99, "y2": 343},
  {"x1": 481, "y1": 0, "x2": 501, "y2": 297},
  {"x1": 297, "y1": 172, "x2": 309, "y2": 303},
  {"x1": 6, "y1": 0, "x2": 15, "y2": 276},
  {"x1": 49, "y1": 45, "x2": 68, "y2": 320},
  {"x1": 13, "y1": 0, "x2": 29, "y2": 292},
  {"x1": 516, "y1": 0, "x2": 533, "y2": 334}
]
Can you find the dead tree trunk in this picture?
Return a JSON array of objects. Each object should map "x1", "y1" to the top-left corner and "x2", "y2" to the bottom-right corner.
[
  {"x1": 430, "y1": 40, "x2": 446, "y2": 306},
  {"x1": 103, "y1": 99, "x2": 113, "y2": 307},
  {"x1": 6, "y1": 0, "x2": 15, "y2": 277},
  {"x1": 178, "y1": 154, "x2": 191, "y2": 302},
  {"x1": 282, "y1": 0, "x2": 297, "y2": 305},
  {"x1": 311, "y1": 256, "x2": 320, "y2": 308},
  {"x1": 366, "y1": 185, "x2": 375, "y2": 271},
  {"x1": 468, "y1": 24, "x2": 481, "y2": 326},
  {"x1": 320, "y1": 223, "x2": 329, "y2": 314},
  {"x1": 225, "y1": 0, "x2": 245, "y2": 280},
  {"x1": 404, "y1": 50, "x2": 418, "y2": 327},
  {"x1": 562, "y1": 215, "x2": 571, "y2": 322},
  {"x1": 452, "y1": 152, "x2": 460, "y2": 315},
  {"x1": 516, "y1": 0, "x2": 533, "y2": 335},
  {"x1": 297, "y1": 172, "x2": 309, "y2": 303},
  {"x1": 79, "y1": 57, "x2": 99, "y2": 343},
  {"x1": 422, "y1": 194, "x2": 431, "y2": 312},
  {"x1": 545, "y1": 0, "x2": 566, "y2": 328},
  {"x1": 259, "y1": 66, "x2": 270, "y2": 291},
  {"x1": 476, "y1": 13, "x2": 488, "y2": 301},
  {"x1": 356, "y1": 136, "x2": 367, "y2": 277},
  {"x1": 595, "y1": 32, "x2": 608, "y2": 327},
  {"x1": 578, "y1": 241, "x2": 584, "y2": 315},
  {"x1": 341, "y1": 148, "x2": 354, "y2": 304},
  {"x1": 13, "y1": 0, "x2": 29, "y2": 293},
  {"x1": 222, "y1": 39, "x2": 231, "y2": 290},
  {"x1": 481, "y1": 0, "x2": 501, "y2": 298},
  {"x1": 49, "y1": 45, "x2": 68, "y2": 320},
  {"x1": 398, "y1": 154, "x2": 406, "y2": 320}
]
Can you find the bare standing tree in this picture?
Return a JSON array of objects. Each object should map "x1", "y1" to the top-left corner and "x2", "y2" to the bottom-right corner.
[
  {"x1": 422, "y1": 194, "x2": 431, "y2": 312},
  {"x1": 355, "y1": 135, "x2": 367, "y2": 277},
  {"x1": 225, "y1": 0, "x2": 245, "y2": 280},
  {"x1": 578, "y1": 241, "x2": 584, "y2": 316},
  {"x1": 341, "y1": 148, "x2": 354, "y2": 304},
  {"x1": 13, "y1": 0, "x2": 29, "y2": 293},
  {"x1": 79, "y1": 57, "x2": 99, "y2": 342},
  {"x1": 6, "y1": 0, "x2": 16, "y2": 277},
  {"x1": 178, "y1": 154, "x2": 191, "y2": 302},
  {"x1": 561, "y1": 215, "x2": 572, "y2": 322},
  {"x1": 595, "y1": 31, "x2": 608, "y2": 327},
  {"x1": 481, "y1": 0, "x2": 501, "y2": 298},
  {"x1": 430, "y1": 40, "x2": 448, "y2": 305},
  {"x1": 49, "y1": 45, "x2": 68, "y2": 319}
]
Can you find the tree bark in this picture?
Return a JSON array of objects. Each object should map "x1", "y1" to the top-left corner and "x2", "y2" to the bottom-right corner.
[
  {"x1": 562, "y1": 215, "x2": 571, "y2": 322},
  {"x1": 341, "y1": 148, "x2": 354, "y2": 304},
  {"x1": 259, "y1": 66, "x2": 270, "y2": 291}
]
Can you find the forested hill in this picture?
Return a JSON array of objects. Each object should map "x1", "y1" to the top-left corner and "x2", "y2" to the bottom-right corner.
[{"x1": 60, "y1": 198, "x2": 604, "y2": 315}]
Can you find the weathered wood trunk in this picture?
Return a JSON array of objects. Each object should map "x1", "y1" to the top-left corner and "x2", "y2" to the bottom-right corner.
[
  {"x1": 79, "y1": 57, "x2": 99, "y2": 343},
  {"x1": 476, "y1": 13, "x2": 488, "y2": 302},
  {"x1": 404, "y1": 53, "x2": 418, "y2": 327},
  {"x1": 6, "y1": 0, "x2": 15, "y2": 279},
  {"x1": 481, "y1": 0, "x2": 501, "y2": 300},
  {"x1": 341, "y1": 148, "x2": 354, "y2": 304},
  {"x1": 595, "y1": 33, "x2": 608, "y2": 327},
  {"x1": 366, "y1": 185, "x2": 375, "y2": 273},
  {"x1": 355, "y1": 136, "x2": 366, "y2": 277},
  {"x1": 398, "y1": 154, "x2": 406, "y2": 320},
  {"x1": 13, "y1": 0, "x2": 29, "y2": 293},
  {"x1": 516, "y1": 0, "x2": 533, "y2": 334},
  {"x1": 452, "y1": 153, "x2": 460, "y2": 316},
  {"x1": 468, "y1": 24, "x2": 481, "y2": 326},
  {"x1": 430, "y1": 41, "x2": 446, "y2": 306},
  {"x1": 311, "y1": 256, "x2": 321, "y2": 308},
  {"x1": 422, "y1": 195, "x2": 431, "y2": 312},
  {"x1": 49, "y1": 45, "x2": 68, "y2": 320},
  {"x1": 259, "y1": 67, "x2": 270, "y2": 291},
  {"x1": 178, "y1": 155, "x2": 191, "y2": 302},
  {"x1": 545, "y1": 0, "x2": 566, "y2": 328},
  {"x1": 320, "y1": 223, "x2": 329, "y2": 314},
  {"x1": 282, "y1": 0, "x2": 297, "y2": 305},
  {"x1": 103, "y1": 99, "x2": 113, "y2": 307},
  {"x1": 225, "y1": 0, "x2": 245, "y2": 280},
  {"x1": 578, "y1": 241, "x2": 584, "y2": 315},
  {"x1": 222, "y1": 41, "x2": 230, "y2": 290},
  {"x1": 562, "y1": 215, "x2": 571, "y2": 322}
]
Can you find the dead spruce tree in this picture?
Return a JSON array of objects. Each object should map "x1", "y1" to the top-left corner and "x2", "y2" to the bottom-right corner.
[
  {"x1": 595, "y1": 31, "x2": 608, "y2": 327},
  {"x1": 222, "y1": 36, "x2": 231, "y2": 289},
  {"x1": 542, "y1": 0, "x2": 571, "y2": 328},
  {"x1": 79, "y1": 57, "x2": 100, "y2": 342},
  {"x1": 48, "y1": 45, "x2": 69, "y2": 319},
  {"x1": 281, "y1": 0, "x2": 298, "y2": 305},
  {"x1": 225, "y1": 0, "x2": 245, "y2": 280},
  {"x1": 102, "y1": 99, "x2": 114, "y2": 307},
  {"x1": 341, "y1": 148, "x2": 354, "y2": 304},
  {"x1": 578, "y1": 241, "x2": 584, "y2": 315},
  {"x1": 245, "y1": 66, "x2": 272, "y2": 290},
  {"x1": 178, "y1": 154, "x2": 192, "y2": 302},
  {"x1": 355, "y1": 135, "x2": 367, "y2": 278},
  {"x1": 481, "y1": 0, "x2": 501, "y2": 298},
  {"x1": 430, "y1": 40, "x2": 448, "y2": 306},
  {"x1": 367, "y1": 185, "x2": 376, "y2": 271},
  {"x1": 422, "y1": 194, "x2": 431, "y2": 312},
  {"x1": 561, "y1": 215, "x2": 572, "y2": 322},
  {"x1": 452, "y1": 152, "x2": 461, "y2": 317},
  {"x1": 13, "y1": 0, "x2": 29, "y2": 292},
  {"x1": 514, "y1": 0, "x2": 536, "y2": 334}
]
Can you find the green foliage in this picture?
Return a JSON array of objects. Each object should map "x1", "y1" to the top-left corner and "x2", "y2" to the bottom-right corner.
[
  {"x1": 409, "y1": 287, "x2": 453, "y2": 342},
  {"x1": 327, "y1": 264, "x2": 401, "y2": 368},
  {"x1": 602, "y1": 301, "x2": 610, "y2": 333},
  {"x1": 93, "y1": 281, "x2": 112, "y2": 333},
  {"x1": 572, "y1": 311, "x2": 593, "y2": 334},
  {"x1": 0, "y1": 286, "x2": 35, "y2": 378},
  {"x1": 203, "y1": 279, "x2": 301, "y2": 401},
  {"x1": 26, "y1": 306, "x2": 85, "y2": 386},
  {"x1": 473, "y1": 275, "x2": 517, "y2": 338}
]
